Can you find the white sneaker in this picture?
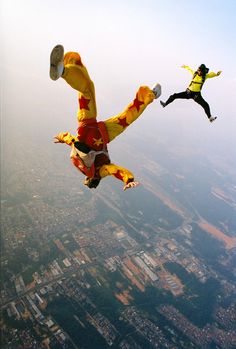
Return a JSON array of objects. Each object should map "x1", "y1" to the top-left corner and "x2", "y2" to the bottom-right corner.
[
  {"x1": 209, "y1": 116, "x2": 217, "y2": 123},
  {"x1": 50, "y1": 44, "x2": 64, "y2": 80},
  {"x1": 152, "y1": 83, "x2": 162, "y2": 99}
]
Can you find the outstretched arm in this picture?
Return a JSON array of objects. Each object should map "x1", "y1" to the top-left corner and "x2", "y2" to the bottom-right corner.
[
  {"x1": 181, "y1": 65, "x2": 194, "y2": 75},
  {"x1": 54, "y1": 132, "x2": 78, "y2": 146},
  {"x1": 206, "y1": 70, "x2": 222, "y2": 79},
  {"x1": 99, "y1": 163, "x2": 139, "y2": 191}
]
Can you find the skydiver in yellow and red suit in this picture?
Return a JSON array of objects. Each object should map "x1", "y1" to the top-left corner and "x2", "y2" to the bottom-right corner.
[{"x1": 50, "y1": 45, "x2": 161, "y2": 191}]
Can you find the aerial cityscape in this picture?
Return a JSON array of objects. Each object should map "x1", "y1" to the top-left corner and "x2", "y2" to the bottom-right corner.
[
  {"x1": 2, "y1": 1, "x2": 236, "y2": 347},
  {"x1": 1, "y1": 122, "x2": 236, "y2": 349}
]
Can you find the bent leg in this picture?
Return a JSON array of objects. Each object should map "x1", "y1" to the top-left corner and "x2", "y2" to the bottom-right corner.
[
  {"x1": 62, "y1": 52, "x2": 97, "y2": 121},
  {"x1": 104, "y1": 86, "x2": 156, "y2": 142},
  {"x1": 194, "y1": 94, "x2": 211, "y2": 118},
  {"x1": 99, "y1": 163, "x2": 134, "y2": 185},
  {"x1": 165, "y1": 90, "x2": 190, "y2": 106}
]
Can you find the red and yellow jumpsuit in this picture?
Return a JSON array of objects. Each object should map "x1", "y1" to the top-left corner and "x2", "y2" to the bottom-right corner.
[{"x1": 55, "y1": 51, "x2": 156, "y2": 189}]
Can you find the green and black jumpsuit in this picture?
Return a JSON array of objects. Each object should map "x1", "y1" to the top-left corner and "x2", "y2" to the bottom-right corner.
[{"x1": 163, "y1": 65, "x2": 220, "y2": 119}]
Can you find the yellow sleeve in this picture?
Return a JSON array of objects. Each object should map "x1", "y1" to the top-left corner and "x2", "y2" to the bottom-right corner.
[
  {"x1": 183, "y1": 65, "x2": 194, "y2": 75},
  {"x1": 206, "y1": 72, "x2": 218, "y2": 79},
  {"x1": 56, "y1": 132, "x2": 78, "y2": 146}
]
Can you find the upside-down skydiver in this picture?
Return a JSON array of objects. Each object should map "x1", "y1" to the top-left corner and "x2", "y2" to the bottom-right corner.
[{"x1": 50, "y1": 45, "x2": 161, "y2": 190}]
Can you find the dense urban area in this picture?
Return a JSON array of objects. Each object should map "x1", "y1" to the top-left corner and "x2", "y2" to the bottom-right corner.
[{"x1": 1, "y1": 127, "x2": 236, "y2": 348}]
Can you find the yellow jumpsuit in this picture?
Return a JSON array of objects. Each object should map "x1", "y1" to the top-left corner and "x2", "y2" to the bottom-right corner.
[{"x1": 56, "y1": 51, "x2": 156, "y2": 188}]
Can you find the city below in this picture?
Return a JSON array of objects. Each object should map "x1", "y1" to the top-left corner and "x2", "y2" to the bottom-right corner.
[{"x1": 1, "y1": 125, "x2": 236, "y2": 349}]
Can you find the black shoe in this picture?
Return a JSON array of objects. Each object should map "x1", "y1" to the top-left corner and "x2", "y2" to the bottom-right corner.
[
  {"x1": 160, "y1": 101, "x2": 166, "y2": 108},
  {"x1": 84, "y1": 177, "x2": 101, "y2": 189}
]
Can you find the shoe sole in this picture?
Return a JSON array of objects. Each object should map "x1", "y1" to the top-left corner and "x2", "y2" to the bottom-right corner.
[
  {"x1": 210, "y1": 117, "x2": 217, "y2": 123},
  {"x1": 50, "y1": 44, "x2": 64, "y2": 80},
  {"x1": 152, "y1": 83, "x2": 162, "y2": 99}
]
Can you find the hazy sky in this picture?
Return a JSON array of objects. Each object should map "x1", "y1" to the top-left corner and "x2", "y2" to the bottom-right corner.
[{"x1": 1, "y1": 0, "x2": 236, "y2": 149}]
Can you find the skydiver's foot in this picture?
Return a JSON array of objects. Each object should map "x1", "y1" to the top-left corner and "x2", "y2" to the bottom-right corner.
[
  {"x1": 123, "y1": 181, "x2": 139, "y2": 191},
  {"x1": 209, "y1": 116, "x2": 217, "y2": 123},
  {"x1": 160, "y1": 101, "x2": 166, "y2": 108},
  {"x1": 50, "y1": 44, "x2": 64, "y2": 80},
  {"x1": 152, "y1": 83, "x2": 162, "y2": 99},
  {"x1": 84, "y1": 177, "x2": 101, "y2": 189}
]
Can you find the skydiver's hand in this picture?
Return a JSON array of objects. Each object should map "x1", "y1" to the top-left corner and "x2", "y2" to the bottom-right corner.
[
  {"x1": 217, "y1": 71, "x2": 222, "y2": 76},
  {"x1": 53, "y1": 134, "x2": 65, "y2": 143},
  {"x1": 123, "y1": 181, "x2": 140, "y2": 191},
  {"x1": 181, "y1": 65, "x2": 187, "y2": 68},
  {"x1": 53, "y1": 135, "x2": 61, "y2": 143}
]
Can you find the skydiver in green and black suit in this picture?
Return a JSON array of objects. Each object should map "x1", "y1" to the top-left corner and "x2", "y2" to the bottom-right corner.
[{"x1": 160, "y1": 64, "x2": 222, "y2": 122}]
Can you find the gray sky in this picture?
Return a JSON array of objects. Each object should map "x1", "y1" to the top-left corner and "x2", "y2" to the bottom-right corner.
[{"x1": 1, "y1": 0, "x2": 236, "y2": 153}]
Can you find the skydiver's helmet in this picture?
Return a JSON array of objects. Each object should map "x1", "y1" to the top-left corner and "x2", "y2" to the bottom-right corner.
[
  {"x1": 198, "y1": 64, "x2": 209, "y2": 74},
  {"x1": 84, "y1": 177, "x2": 101, "y2": 189}
]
